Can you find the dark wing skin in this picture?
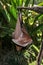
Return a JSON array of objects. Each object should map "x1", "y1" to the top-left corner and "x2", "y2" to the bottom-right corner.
[{"x1": 12, "y1": 12, "x2": 22, "y2": 39}]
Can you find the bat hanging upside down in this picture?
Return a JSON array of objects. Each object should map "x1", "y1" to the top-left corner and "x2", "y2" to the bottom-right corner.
[{"x1": 12, "y1": 12, "x2": 32, "y2": 51}]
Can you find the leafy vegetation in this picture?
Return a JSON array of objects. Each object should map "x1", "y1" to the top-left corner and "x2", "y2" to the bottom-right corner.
[{"x1": 0, "y1": 0, "x2": 43, "y2": 65}]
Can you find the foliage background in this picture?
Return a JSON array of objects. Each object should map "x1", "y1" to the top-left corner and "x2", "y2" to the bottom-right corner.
[{"x1": 0, "y1": 0, "x2": 43, "y2": 65}]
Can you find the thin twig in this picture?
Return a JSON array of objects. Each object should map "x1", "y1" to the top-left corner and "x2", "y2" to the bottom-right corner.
[{"x1": 36, "y1": 40, "x2": 43, "y2": 65}]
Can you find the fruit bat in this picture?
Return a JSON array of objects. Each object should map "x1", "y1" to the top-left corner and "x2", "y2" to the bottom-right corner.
[{"x1": 12, "y1": 12, "x2": 32, "y2": 51}]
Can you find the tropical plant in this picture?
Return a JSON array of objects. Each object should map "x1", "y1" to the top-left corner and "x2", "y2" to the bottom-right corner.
[{"x1": 0, "y1": 0, "x2": 43, "y2": 65}]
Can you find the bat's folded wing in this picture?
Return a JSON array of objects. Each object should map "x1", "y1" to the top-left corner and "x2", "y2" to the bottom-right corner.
[{"x1": 12, "y1": 32, "x2": 32, "y2": 47}]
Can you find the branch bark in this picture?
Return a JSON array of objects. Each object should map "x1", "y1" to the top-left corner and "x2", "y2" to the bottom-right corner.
[
  {"x1": 36, "y1": 40, "x2": 43, "y2": 65},
  {"x1": 17, "y1": 6, "x2": 43, "y2": 14}
]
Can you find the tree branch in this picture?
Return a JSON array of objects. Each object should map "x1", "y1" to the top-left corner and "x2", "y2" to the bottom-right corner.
[
  {"x1": 36, "y1": 40, "x2": 43, "y2": 65},
  {"x1": 17, "y1": 6, "x2": 43, "y2": 14}
]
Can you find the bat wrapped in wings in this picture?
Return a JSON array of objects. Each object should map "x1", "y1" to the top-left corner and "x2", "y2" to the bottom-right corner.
[{"x1": 12, "y1": 12, "x2": 32, "y2": 51}]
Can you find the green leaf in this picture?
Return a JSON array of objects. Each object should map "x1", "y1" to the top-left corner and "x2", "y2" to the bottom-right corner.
[
  {"x1": 4, "y1": 8, "x2": 10, "y2": 22},
  {"x1": 11, "y1": 0, "x2": 16, "y2": 8},
  {"x1": 10, "y1": 6, "x2": 17, "y2": 19},
  {"x1": 19, "y1": 0, "x2": 23, "y2": 6},
  {"x1": 25, "y1": 0, "x2": 30, "y2": 6},
  {"x1": 13, "y1": 0, "x2": 16, "y2": 3},
  {"x1": 32, "y1": 45, "x2": 39, "y2": 52},
  {"x1": 0, "y1": 1, "x2": 10, "y2": 23},
  {"x1": 29, "y1": 61, "x2": 36, "y2": 65},
  {"x1": 32, "y1": 0, "x2": 34, "y2": 6},
  {"x1": 38, "y1": 15, "x2": 43, "y2": 20},
  {"x1": 16, "y1": 0, "x2": 19, "y2": 6},
  {"x1": 28, "y1": 51, "x2": 36, "y2": 57},
  {"x1": 34, "y1": 14, "x2": 42, "y2": 22},
  {"x1": 31, "y1": 24, "x2": 43, "y2": 35},
  {"x1": 38, "y1": 2, "x2": 43, "y2": 6},
  {"x1": 6, "y1": 5, "x2": 17, "y2": 20}
]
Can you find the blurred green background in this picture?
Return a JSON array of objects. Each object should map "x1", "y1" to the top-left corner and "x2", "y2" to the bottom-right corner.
[{"x1": 0, "y1": 0, "x2": 43, "y2": 65}]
